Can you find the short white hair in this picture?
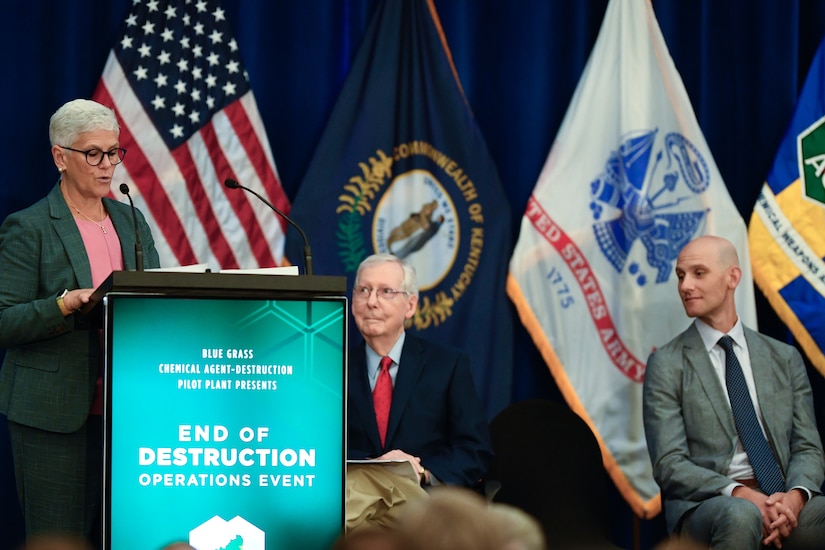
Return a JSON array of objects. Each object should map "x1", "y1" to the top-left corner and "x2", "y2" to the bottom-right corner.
[
  {"x1": 355, "y1": 253, "x2": 419, "y2": 298},
  {"x1": 49, "y1": 99, "x2": 120, "y2": 146}
]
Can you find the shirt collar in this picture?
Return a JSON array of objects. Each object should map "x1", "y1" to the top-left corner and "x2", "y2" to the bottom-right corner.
[
  {"x1": 694, "y1": 317, "x2": 745, "y2": 353},
  {"x1": 366, "y1": 332, "x2": 406, "y2": 375}
]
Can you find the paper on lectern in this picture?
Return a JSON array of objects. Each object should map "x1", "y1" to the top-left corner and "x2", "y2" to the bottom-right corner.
[
  {"x1": 146, "y1": 263, "x2": 210, "y2": 273},
  {"x1": 219, "y1": 266, "x2": 299, "y2": 275},
  {"x1": 346, "y1": 459, "x2": 420, "y2": 484}
]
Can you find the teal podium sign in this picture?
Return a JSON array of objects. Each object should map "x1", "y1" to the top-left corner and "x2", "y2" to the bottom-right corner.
[{"x1": 99, "y1": 272, "x2": 347, "y2": 550}]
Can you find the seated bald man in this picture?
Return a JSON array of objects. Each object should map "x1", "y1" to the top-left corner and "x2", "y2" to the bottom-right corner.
[{"x1": 643, "y1": 235, "x2": 825, "y2": 549}]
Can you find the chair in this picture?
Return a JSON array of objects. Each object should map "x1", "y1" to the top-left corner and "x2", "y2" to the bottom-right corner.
[{"x1": 488, "y1": 399, "x2": 622, "y2": 549}]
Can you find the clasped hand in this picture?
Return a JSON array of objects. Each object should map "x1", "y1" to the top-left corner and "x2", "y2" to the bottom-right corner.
[{"x1": 734, "y1": 486, "x2": 805, "y2": 548}]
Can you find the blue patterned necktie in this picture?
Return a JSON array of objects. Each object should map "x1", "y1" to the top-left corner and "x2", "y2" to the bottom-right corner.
[{"x1": 718, "y1": 335, "x2": 785, "y2": 494}]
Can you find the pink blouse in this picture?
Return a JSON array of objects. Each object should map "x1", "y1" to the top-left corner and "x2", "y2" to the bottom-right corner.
[{"x1": 75, "y1": 215, "x2": 124, "y2": 415}]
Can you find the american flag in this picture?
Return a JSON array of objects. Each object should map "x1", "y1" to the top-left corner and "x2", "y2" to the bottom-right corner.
[{"x1": 93, "y1": 0, "x2": 288, "y2": 269}]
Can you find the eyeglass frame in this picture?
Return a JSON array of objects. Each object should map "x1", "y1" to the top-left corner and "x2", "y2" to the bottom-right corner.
[
  {"x1": 60, "y1": 145, "x2": 127, "y2": 166},
  {"x1": 352, "y1": 286, "x2": 410, "y2": 301}
]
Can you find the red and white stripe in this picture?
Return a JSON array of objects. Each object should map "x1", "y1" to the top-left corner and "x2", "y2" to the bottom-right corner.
[{"x1": 93, "y1": 51, "x2": 288, "y2": 270}]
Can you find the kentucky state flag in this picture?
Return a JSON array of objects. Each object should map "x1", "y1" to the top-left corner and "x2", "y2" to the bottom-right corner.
[
  {"x1": 749, "y1": 37, "x2": 825, "y2": 377},
  {"x1": 286, "y1": 0, "x2": 512, "y2": 418},
  {"x1": 507, "y1": 0, "x2": 756, "y2": 517}
]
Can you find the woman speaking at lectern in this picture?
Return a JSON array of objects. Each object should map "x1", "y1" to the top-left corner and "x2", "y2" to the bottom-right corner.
[{"x1": 0, "y1": 98, "x2": 159, "y2": 547}]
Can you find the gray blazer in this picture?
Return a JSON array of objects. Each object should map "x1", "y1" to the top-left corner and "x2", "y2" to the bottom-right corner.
[
  {"x1": 643, "y1": 322, "x2": 825, "y2": 533},
  {"x1": 0, "y1": 182, "x2": 160, "y2": 433}
]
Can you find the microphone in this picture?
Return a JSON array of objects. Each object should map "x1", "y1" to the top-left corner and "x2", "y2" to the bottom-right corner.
[
  {"x1": 119, "y1": 183, "x2": 144, "y2": 271},
  {"x1": 223, "y1": 178, "x2": 313, "y2": 275}
]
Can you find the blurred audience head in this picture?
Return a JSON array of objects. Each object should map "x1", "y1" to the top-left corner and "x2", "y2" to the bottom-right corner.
[
  {"x1": 652, "y1": 537, "x2": 709, "y2": 550},
  {"x1": 488, "y1": 503, "x2": 546, "y2": 550},
  {"x1": 398, "y1": 486, "x2": 503, "y2": 550},
  {"x1": 331, "y1": 526, "x2": 407, "y2": 550},
  {"x1": 19, "y1": 535, "x2": 92, "y2": 550}
]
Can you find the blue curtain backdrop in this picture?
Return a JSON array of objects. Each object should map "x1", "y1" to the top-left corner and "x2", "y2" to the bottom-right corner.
[{"x1": 2, "y1": 1, "x2": 825, "y2": 548}]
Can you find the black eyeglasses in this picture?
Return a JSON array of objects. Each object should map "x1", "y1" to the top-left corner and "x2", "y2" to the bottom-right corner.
[{"x1": 60, "y1": 146, "x2": 127, "y2": 166}]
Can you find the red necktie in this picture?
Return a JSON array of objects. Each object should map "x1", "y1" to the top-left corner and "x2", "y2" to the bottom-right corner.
[{"x1": 373, "y1": 356, "x2": 393, "y2": 447}]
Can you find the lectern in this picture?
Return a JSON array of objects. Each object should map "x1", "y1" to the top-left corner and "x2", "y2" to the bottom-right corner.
[{"x1": 88, "y1": 271, "x2": 348, "y2": 550}]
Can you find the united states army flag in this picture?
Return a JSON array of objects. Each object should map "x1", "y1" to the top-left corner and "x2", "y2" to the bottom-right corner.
[{"x1": 507, "y1": 0, "x2": 756, "y2": 517}]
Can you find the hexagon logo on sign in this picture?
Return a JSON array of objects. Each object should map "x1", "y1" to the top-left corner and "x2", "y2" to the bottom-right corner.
[
  {"x1": 798, "y1": 115, "x2": 825, "y2": 206},
  {"x1": 190, "y1": 515, "x2": 265, "y2": 550}
]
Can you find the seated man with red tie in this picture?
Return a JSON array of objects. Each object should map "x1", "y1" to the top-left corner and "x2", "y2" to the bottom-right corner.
[{"x1": 345, "y1": 253, "x2": 492, "y2": 531}]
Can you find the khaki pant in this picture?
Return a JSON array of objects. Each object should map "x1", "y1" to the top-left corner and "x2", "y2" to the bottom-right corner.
[{"x1": 346, "y1": 464, "x2": 429, "y2": 533}]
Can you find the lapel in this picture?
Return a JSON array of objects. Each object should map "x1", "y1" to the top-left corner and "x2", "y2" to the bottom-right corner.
[
  {"x1": 682, "y1": 324, "x2": 737, "y2": 440},
  {"x1": 350, "y1": 342, "x2": 383, "y2": 450},
  {"x1": 744, "y1": 328, "x2": 780, "y2": 444},
  {"x1": 386, "y1": 333, "x2": 425, "y2": 445},
  {"x1": 105, "y1": 197, "x2": 136, "y2": 270},
  {"x1": 47, "y1": 184, "x2": 93, "y2": 288}
]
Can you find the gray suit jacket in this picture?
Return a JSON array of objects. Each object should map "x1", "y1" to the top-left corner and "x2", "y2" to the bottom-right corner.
[
  {"x1": 0, "y1": 182, "x2": 160, "y2": 433},
  {"x1": 643, "y1": 322, "x2": 825, "y2": 533}
]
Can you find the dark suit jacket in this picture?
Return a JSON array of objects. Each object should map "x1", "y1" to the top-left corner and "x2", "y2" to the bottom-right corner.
[
  {"x1": 0, "y1": 182, "x2": 160, "y2": 433},
  {"x1": 643, "y1": 322, "x2": 825, "y2": 533},
  {"x1": 347, "y1": 332, "x2": 493, "y2": 488}
]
